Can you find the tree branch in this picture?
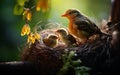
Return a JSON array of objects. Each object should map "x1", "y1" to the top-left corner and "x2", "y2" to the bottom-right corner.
[{"x1": 0, "y1": 61, "x2": 38, "y2": 75}]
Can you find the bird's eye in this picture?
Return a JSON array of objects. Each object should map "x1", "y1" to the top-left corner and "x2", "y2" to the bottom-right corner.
[{"x1": 69, "y1": 12, "x2": 72, "y2": 14}]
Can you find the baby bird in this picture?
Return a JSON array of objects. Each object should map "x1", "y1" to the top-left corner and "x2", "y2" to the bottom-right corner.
[
  {"x1": 56, "y1": 28, "x2": 77, "y2": 47},
  {"x1": 43, "y1": 34, "x2": 59, "y2": 48},
  {"x1": 62, "y1": 9, "x2": 102, "y2": 43}
]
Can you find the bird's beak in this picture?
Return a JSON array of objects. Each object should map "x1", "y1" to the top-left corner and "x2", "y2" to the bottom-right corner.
[
  {"x1": 55, "y1": 30, "x2": 59, "y2": 33},
  {"x1": 56, "y1": 36, "x2": 59, "y2": 40},
  {"x1": 61, "y1": 13, "x2": 67, "y2": 17}
]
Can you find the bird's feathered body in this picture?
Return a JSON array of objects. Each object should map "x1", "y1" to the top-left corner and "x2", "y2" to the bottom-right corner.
[
  {"x1": 69, "y1": 15, "x2": 102, "y2": 39},
  {"x1": 43, "y1": 34, "x2": 58, "y2": 48},
  {"x1": 62, "y1": 9, "x2": 102, "y2": 42},
  {"x1": 56, "y1": 28, "x2": 77, "y2": 46}
]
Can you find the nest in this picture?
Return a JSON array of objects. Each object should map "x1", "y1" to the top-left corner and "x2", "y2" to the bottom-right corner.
[{"x1": 21, "y1": 27, "x2": 113, "y2": 75}]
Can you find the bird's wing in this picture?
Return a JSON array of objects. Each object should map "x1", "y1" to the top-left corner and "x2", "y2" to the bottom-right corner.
[
  {"x1": 74, "y1": 18, "x2": 101, "y2": 35},
  {"x1": 43, "y1": 38, "x2": 51, "y2": 46},
  {"x1": 67, "y1": 34, "x2": 76, "y2": 43},
  {"x1": 43, "y1": 38, "x2": 48, "y2": 44},
  {"x1": 74, "y1": 19, "x2": 94, "y2": 35}
]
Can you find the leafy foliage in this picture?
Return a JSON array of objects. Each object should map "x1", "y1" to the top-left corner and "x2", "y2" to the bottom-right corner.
[
  {"x1": 14, "y1": 4, "x2": 24, "y2": 15},
  {"x1": 13, "y1": 0, "x2": 50, "y2": 45},
  {"x1": 14, "y1": 0, "x2": 28, "y2": 15},
  {"x1": 58, "y1": 50, "x2": 91, "y2": 75}
]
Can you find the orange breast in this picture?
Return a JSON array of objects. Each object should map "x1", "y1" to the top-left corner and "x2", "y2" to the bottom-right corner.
[
  {"x1": 68, "y1": 22, "x2": 88, "y2": 40},
  {"x1": 68, "y1": 22, "x2": 78, "y2": 37}
]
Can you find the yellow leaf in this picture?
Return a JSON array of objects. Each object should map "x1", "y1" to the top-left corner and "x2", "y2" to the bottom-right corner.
[
  {"x1": 42, "y1": 0, "x2": 49, "y2": 12},
  {"x1": 21, "y1": 24, "x2": 30, "y2": 36},
  {"x1": 26, "y1": 25, "x2": 30, "y2": 35},
  {"x1": 22, "y1": 10, "x2": 28, "y2": 16},
  {"x1": 36, "y1": 0, "x2": 42, "y2": 11},
  {"x1": 22, "y1": 8, "x2": 32, "y2": 21},
  {"x1": 34, "y1": 33, "x2": 41, "y2": 40},
  {"x1": 27, "y1": 11, "x2": 32, "y2": 21},
  {"x1": 36, "y1": 0, "x2": 49, "y2": 12},
  {"x1": 27, "y1": 33, "x2": 35, "y2": 44}
]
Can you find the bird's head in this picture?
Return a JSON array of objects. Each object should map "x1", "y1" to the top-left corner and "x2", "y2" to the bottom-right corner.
[
  {"x1": 56, "y1": 28, "x2": 68, "y2": 36},
  {"x1": 61, "y1": 9, "x2": 81, "y2": 19},
  {"x1": 48, "y1": 34, "x2": 59, "y2": 40}
]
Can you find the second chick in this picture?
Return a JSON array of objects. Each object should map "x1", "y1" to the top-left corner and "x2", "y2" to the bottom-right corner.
[{"x1": 56, "y1": 28, "x2": 77, "y2": 47}]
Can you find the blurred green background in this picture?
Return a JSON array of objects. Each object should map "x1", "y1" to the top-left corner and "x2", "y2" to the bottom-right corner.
[{"x1": 0, "y1": 0, "x2": 111, "y2": 61}]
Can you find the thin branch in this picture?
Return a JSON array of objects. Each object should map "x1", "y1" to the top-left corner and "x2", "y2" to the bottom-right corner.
[{"x1": 0, "y1": 61, "x2": 38, "y2": 75}]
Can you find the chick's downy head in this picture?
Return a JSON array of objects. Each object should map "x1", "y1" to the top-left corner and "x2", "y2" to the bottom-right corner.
[
  {"x1": 48, "y1": 34, "x2": 59, "y2": 40},
  {"x1": 56, "y1": 28, "x2": 68, "y2": 36}
]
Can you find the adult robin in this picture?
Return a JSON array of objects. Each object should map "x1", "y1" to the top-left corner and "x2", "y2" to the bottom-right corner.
[{"x1": 62, "y1": 9, "x2": 103, "y2": 43}]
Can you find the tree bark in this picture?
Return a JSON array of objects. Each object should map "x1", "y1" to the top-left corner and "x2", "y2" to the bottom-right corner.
[{"x1": 110, "y1": 0, "x2": 120, "y2": 24}]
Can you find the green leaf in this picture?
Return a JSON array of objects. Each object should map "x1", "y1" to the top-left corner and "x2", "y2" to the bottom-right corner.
[
  {"x1": 67, "y1": 51, "x2": 75, "y2": 61},
  {"x1": 75, "y1": 66, "x2": 91, "y2": 72},
  {"x1": 75, "y1": 70, "x2": 81, "y2": 75},
  {"x1": 13, "y1": 4, "x2": 24, "y2": 15},
  {"x1": 17, "y1": 0, "x2": 28, "y2": 6},
  {"x1": 58, "y1": 62, "x2": 70, "y2": 75},
  {"x1": 71, "y1": 59, "x2": 82, "y2": 66},
  {"x1": 59, "y1": 50, "x2": 91, "y2": 75},
  {"x1": 75, "y1": 66, "x2": 91, "y2": 75}
]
